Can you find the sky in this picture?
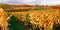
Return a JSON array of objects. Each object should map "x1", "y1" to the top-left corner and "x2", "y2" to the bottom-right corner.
[{"x1": 0, "y1": 0, "x2": 60, "y2": 5}]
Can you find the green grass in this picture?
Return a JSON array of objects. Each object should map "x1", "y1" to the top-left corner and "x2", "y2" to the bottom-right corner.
[{"x1": 34, "y1": 7, "x2": 46, "y2": 10}]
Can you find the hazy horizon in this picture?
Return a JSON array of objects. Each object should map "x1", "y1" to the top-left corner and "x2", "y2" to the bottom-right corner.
[{"x1": 0, "y1": 0, "x2": 60, "y2": 6}]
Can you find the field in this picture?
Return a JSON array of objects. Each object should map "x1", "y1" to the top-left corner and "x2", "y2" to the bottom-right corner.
[{"x1": 0, "y1": 4, "x2": 60, "y2": 30}]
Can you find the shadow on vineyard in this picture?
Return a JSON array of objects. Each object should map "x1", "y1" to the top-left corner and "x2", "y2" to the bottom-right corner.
[
  {"x1": 53, "y1": 22, "x2": 60, "y2": 30},
  {"x1": 8, "y1": 16, "x2": 27, "y2": 30}
]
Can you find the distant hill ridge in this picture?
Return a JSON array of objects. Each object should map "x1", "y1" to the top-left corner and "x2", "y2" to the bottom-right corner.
[{"x1": 0, "y1": 4, "x2": 60, "y2": 12}]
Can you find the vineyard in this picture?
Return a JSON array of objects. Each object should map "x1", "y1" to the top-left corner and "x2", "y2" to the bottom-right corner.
[{"x1": 0, "y1": 5, "x2": 60, "y2": 30}]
